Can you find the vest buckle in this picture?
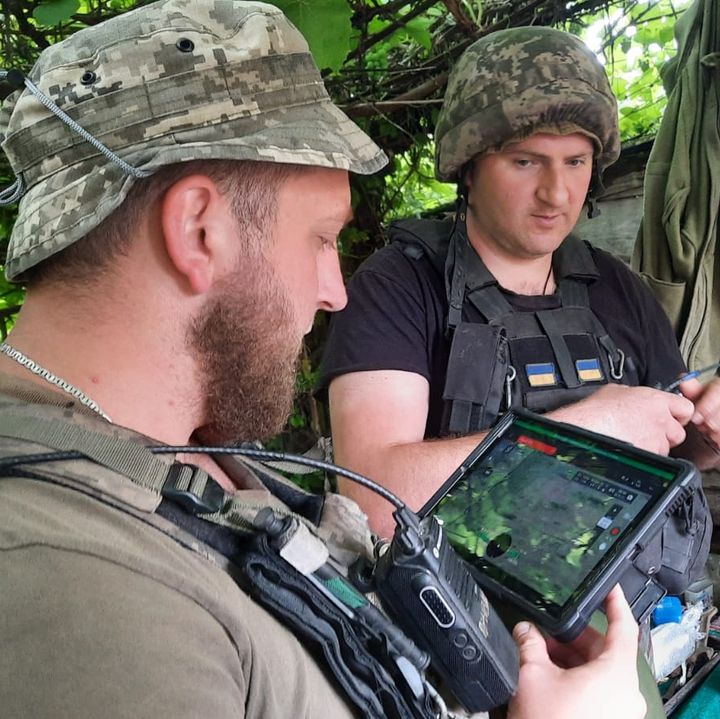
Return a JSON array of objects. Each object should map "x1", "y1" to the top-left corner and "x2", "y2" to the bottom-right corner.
[{"x1": 162, "y1": 462, "x2": 225, "y2": 515}]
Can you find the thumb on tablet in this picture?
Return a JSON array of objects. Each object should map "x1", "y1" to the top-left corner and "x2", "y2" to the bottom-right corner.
[{"x1": 513, "y1": 621, "x2": 551, "y2": 667}]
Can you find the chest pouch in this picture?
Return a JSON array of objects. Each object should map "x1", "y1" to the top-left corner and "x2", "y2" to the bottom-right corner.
[
  {"x1": 504, "y1": 305, "x2": 638, "y2": 415},
  {"x1": 631, "y1": 470, "x2": 713, "y2": 595},
  {"x1": 441, "y1": 323, "x2": 509, "y2": 436}
]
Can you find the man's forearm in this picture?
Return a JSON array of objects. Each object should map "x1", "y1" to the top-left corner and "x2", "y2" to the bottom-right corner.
[{"x1": 336, "y1": 431, "x2": 488, "y2": 538}]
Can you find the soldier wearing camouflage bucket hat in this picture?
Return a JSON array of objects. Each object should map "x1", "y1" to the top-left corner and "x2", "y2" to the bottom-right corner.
[
  {"x1": 0, "y1": 0, "x2": 386, "y2": 279},
  {"x1": 320, "y1": 26, "x2": 714, "y2": 673},
  {"x1": 0, "y1": 4, "x2": 658, "y2": 718}
]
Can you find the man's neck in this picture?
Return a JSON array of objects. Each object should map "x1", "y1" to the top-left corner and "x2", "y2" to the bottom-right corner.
[
  {"x1": 3, "y1": 290, "x2": 204, "y2": 447},
  {"x1": 466, "y1": 238, "x2": 555, "y2": 295}
]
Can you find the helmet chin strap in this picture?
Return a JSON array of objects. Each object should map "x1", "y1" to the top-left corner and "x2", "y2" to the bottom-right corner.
[
  {"x1": 586, "y1": 165, "x2": 605, "y2": 219},
  {"x1": 586, "y1": 196, "x2": 601, "y2": 219}
]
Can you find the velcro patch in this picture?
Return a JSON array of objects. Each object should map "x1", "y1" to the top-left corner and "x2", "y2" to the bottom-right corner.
[
  {"x1": 526, "y1": 362, "x2": 557, "y2": 387},
  {"x1": 576, "y1": 358, "x2": 604, "y2": 382}
]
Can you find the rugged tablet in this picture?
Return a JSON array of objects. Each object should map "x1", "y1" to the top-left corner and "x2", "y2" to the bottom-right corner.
[{"x1": 420, "y1": 409, "x2": 700, "y2": 641}]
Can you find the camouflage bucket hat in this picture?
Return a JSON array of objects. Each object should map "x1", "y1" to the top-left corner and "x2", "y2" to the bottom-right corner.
[
  {"x1": 0, "y1": 0, "x2": 387, "y2": 280},
  {"x1": 434, "y1": 26, "x2": 620, "y2": 182}
]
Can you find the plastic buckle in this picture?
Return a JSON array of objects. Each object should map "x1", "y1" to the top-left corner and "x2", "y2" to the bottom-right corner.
[
  {"x1": 631, "y1": 576, "x2": 667, "y2": 625},
  {"x1": 162, "y1": 462, "x2": 225, "y2": 515}
]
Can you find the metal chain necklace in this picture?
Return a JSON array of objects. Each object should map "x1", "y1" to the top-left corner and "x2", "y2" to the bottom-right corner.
[{"x1": 0, "y1": 342, "x2": 112, "y2": 422}]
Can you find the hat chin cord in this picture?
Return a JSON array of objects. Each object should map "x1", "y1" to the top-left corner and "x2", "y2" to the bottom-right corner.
[{"x1": 0, "y1": 68, "x2": 151, "y2": 207}]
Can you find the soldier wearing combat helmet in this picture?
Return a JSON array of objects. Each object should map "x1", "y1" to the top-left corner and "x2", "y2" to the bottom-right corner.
[
  {"x1": 434, "y1": 26, "x2": 620, "y2": 187},
  {"x1": 0, "y1": 6, "x2": 658, "y2": 718},
  {"x1": 320, "y1": 27, "x2": 715, "y2": 589}
]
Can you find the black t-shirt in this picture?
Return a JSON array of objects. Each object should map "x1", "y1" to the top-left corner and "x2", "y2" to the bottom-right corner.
[{"x1": 318, "y1": 240, "x2": 686, "y2": 438}]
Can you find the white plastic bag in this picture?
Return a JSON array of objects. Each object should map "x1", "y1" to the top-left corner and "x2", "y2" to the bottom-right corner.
[{"x1": 651, "y1": 602, "x2": 705, "y2": 681}]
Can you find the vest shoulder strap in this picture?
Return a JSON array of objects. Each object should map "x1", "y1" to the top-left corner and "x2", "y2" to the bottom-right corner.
[
  {"x1": 0, "y1": 406, "x2": 321, "y2": 533},
  {"x1": 388, "y1": 216, "x2": 455, "y2": 276}
]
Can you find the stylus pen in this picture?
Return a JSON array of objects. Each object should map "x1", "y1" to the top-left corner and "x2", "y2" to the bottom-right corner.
[{"x1": 662, "y1": 361, "x2": 720, "y2": 393}]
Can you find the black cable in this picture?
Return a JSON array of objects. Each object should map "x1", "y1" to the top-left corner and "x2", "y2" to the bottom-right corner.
[
  {"x1": 0, "y1": 449, "x2": 85, "y2": 467},
  {"x1": 151, "y1": 445, "x2": 406, "y2": 511}
]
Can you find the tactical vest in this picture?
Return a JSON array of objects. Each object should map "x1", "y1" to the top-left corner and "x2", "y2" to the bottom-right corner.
[
  {"x1": 390, "y1": 209, "x2": 634, "y2": 436},
  {"x1": 0, "y1": 404, "x2": 442, "y2": 719}
]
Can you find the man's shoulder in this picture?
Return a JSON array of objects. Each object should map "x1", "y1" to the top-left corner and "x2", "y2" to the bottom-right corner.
[
  {"x1": 0, "y1": 383, "x2": 241, "y2": 624},
  {"x1": 357, "y1": 237, "x2": 431, "y2": 276},
  {"x1": 0, "y1": 398, "x2": 357, "y2": 718},
  {"x1": 0, "y1": 486, "x2": 354, "y2": 718},
  {"x1": 583, "y1": 241, "x2": 650, "y2": 294},
  {"x1": 585, "y1": 240, "x2": 634, "y2": 272},
  {"x1": 351, "y1": 223, "x2": 449, "y2": 300}
]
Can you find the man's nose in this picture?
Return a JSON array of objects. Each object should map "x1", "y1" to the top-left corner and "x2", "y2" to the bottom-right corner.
[
  {"x1": 317, "y1": 250, "x2": 348, "y2": 312},
  {"x1": 536, "y1": 167, "x2": 570, "y2": 207}
]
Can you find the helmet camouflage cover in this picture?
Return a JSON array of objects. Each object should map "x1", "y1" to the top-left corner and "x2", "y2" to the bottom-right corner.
[
  {"x1": 435, "y1": 26, "x2": 620, "y2": 182},
  {"x1": 0, "y1": 0, "x2": 387, "y2": 279}
]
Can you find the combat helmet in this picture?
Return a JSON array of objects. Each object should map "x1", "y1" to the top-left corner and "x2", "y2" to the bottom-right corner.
[{"x1": 435, "y1": 26, "x2": 620, "y2": 182}]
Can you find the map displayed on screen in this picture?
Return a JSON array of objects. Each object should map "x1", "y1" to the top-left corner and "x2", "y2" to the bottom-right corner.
[{"x1": 431, "y1": 421, "x2": 667, "y2": 607}]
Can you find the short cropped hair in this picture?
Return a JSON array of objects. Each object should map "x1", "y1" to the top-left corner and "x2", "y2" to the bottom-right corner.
[{"x1": 23, "y1": 160, "x2": 306, "y2": 287}]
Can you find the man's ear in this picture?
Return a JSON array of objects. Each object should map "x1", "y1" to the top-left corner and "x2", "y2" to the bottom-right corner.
[{"x1": 160, "y1": 174, "x2": 233, "y2": 294}]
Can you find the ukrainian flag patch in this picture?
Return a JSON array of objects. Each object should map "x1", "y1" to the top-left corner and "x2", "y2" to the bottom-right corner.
[
  {"x1": 526, "y1": 363, "x2": 557, "y2": 387},
  {"x1": 576, "y1": 358, "x2": 604, "y2": 382}
]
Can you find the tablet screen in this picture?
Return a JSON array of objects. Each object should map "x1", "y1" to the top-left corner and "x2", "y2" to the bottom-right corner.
[{"x1": 424, "y1": 414, "x2": 680, "y2": 616}]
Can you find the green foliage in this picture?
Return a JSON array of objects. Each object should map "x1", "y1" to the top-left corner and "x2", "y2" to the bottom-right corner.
[
  {"x1": 33, "y1": 0, "x2": 81, "y2": 26},
  {"x1": 404, "y1": 17, "x2": 434, "y2": 52},
  {"x1": 272, "y1": 0, "x2": 354, "y2": 72},
  {"x1": 573, "y1": 0, "x2": 691, "y2": 140},
  {"x1": 385, "y1": 140, "x2": 456, "y2": 221},
  {"x1": 0, "y1": 270, "x2": 22, "y2": 339}
]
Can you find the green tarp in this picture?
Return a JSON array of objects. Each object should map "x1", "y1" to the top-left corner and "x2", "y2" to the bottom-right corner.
[{"x1": 633, "y1": 0, "x2": 720, "y2": 371}]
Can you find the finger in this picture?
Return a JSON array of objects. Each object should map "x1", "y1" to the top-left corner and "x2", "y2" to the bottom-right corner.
[
  {"x1": 678, "y1": 377, "x2": 704, "y2": 402},
  {"x1": 550, "y1": 623, "x2": 606, "y2": 664},
  {"x1": 665, "y1": 421, "x2": 687, "y2": 449},
  {"x1": 513, "y1": 621, "x2": 551, "y2": 668},
  {"x1": 544, "y1": 635, "x2": 588, "y2": 668},
  {"x1": 689, "y1": 380, "x2": 720, "y2": 431},
  {"x1": 601, "y1": 585, "x2": 640, "y2": 662},
  {"x1": 666, "y1": 392, "x2": 695, "y2": 424},
  {"x1": 695, "y1": 421, "x2": 720, "y2": 448}
]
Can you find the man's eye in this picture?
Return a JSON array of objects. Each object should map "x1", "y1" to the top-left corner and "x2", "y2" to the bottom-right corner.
[
  {"x1": 514, "y1": 158, "x2": 532, "y2": 168},
  {"x1": 568, "y1": 158, "x2": 587, "y2": 167}
]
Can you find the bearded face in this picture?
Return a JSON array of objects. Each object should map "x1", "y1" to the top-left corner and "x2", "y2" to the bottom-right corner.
[{"x1": 188, "y1": 253, "x2": 303, "y2": 444}]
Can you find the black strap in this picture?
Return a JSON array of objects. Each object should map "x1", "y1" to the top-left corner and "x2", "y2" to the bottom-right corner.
[
  {"x1": 535, "y1": 310, "x2": 583, "y2": 389},
  {"x1": 240, "y1": 535, "x2": 433, "y2": 719},
  {"x1": 558, "y1": 277, "x2": 590, "y2": 308}
]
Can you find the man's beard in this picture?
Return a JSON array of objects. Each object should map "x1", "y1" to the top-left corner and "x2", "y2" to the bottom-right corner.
[{"x1": 188, "y1": 257, "x2": 302, "y2": 445}]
